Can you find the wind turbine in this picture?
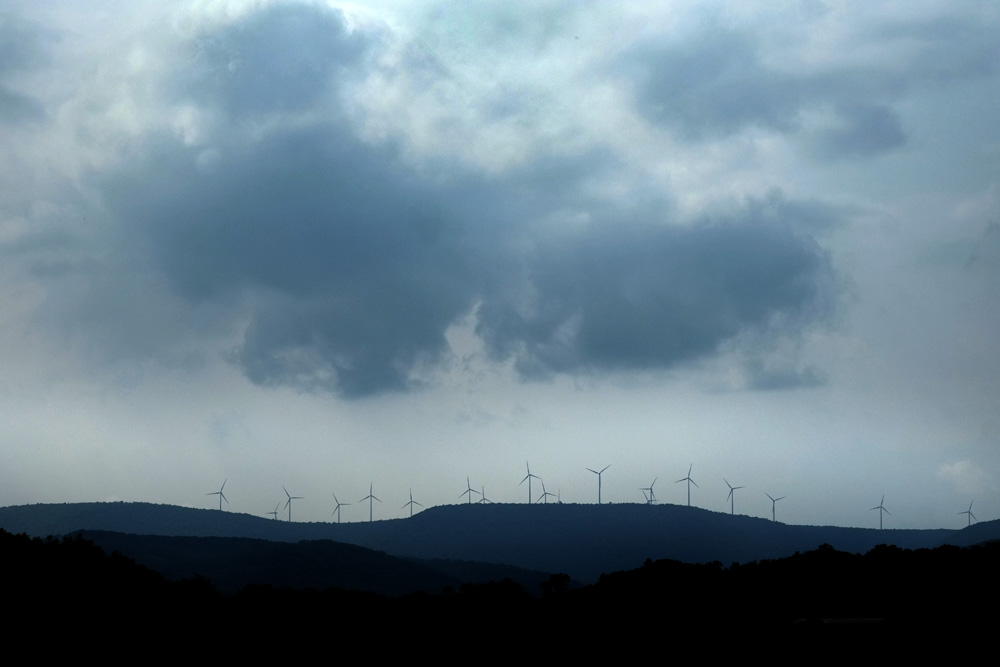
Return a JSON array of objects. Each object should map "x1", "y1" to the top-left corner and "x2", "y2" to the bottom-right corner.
[
  {"x1": 765, "y1": 493, "x2": 786, "y2": 522},
  {"x1": 586, "y1": 465, "x2": 611, "y2": 504},
  {"x1": 332, "y1": 493, "x2": 350, "y2": 524},
  {"x1": 266, "y1": 503, "x2": 279, "y2": 520},
  {"x1": 401, "y1": 488, "x2": 423, "y2": 518},
  {"x1": 870, "y1": 495, "x2": 890, "y2": 530},
  {"x1": 536, "y1": 479, "x2": 556, "y2": 504},
  {"x1": 520, "y1": 461, "x2": 540, "y2": 504},
  {"x1": 724, "y1": 478, "x2": 744, "y2": 515},
  {"x1": 207, "y1": 480, "x2": 228, "y2": 511},
  {"x1": 360, "y1": 482, "x2": 381, "y2": 522},
  {"x1": 459, "y1": 476, "x2": 480, "y2": 504},
  {"x1": 675, "y1": 465, "x2": 698, "y2": 506},
  {"x1": 959, "y1": 501, "x2": 976, "y2": 527},
  {"x1": 640, "y1": 477, "x2": 657, "y2": 505},
  {"x1": 478, "y1": 486, "x2": 491, "y2": 504},
  {"x1": 283, "y1": 486, "x2": 303, "y2": 522}
]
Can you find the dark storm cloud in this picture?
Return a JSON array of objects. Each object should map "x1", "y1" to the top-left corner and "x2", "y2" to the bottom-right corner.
[
  {"x1": 0, "y1": 86, "x2": 43, "y2": 123},
  {"x1": 476, "y1": 203, "x2": 834, "y2": 379},
  {"x1": 182, "y1": 3, "x2": 373, "y2": 117},
  {"x1": 631, "y1": 28, "x2": 807, "y2": 139},
  {"x1": 808, "y1": 103, "x2": 906, "y2": 160},
  {"x1": 0, "y1": 12, "x2": 47, "y2": 122},
  {"x1": 75, "y1": 3, "x2": 838, "y2": 397},
  {"x1": 99, "y1": 125, "x2": 481, "y2": 396},
  {"x1": 628, "y1": 11, "x2": 998, "y2": 157},
  {"x1": 628, "y1": 27, "x2": 898, "y2": 151}
]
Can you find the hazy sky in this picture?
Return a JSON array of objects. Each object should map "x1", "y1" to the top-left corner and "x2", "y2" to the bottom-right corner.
[{"x1": 2, "y1": 1, "x2": 998, "y2": 528}]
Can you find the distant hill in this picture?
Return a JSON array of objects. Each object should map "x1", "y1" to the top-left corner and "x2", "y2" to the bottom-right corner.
[{"x1": 2, "y1": 501, "x2": 996, "y2": 582}]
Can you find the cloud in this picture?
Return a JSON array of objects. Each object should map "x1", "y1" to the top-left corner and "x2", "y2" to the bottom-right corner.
[
  {"x1": 630, "y1": 27, "x2": 807, "y2": 140},
  {"x1": 179, "y1": 3, "x2": 374, "y2": 118},
  {"x1": 15, "y1": 3, "x2": 840, "y2": 399},
  {"x1": 743, "y1": 359, "x2": 827, "y2": 391},
  {"x1": 937, "y1": 460, "x2": 991, "y2": 497},
  {"x1": 624, "y1": 6, "x2": 998, "y2": 160},
  {"x1": 476, "y1": 203, "x2": 835, "y2": 379},
  {"x1": 807, "y1": 103, "x2": 907, "y2": 159},
  {"x1": 95, "y1": 121, "x2": 483, "y2": 396},
  {"x1": 627, "y1": 25, "x2": 912, "y2": 159},
  {"x1": 0, "y1": 12, "x2": 47, "y2": 123}
]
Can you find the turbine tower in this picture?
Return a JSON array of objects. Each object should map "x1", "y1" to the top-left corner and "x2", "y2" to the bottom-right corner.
[
  {"x1": 959, "y1": 501, "x2": 976, "y2": 527},
  {"x1": 266, "y1": 503, "x2": 279, "y2": 520},
  {"x1": 586, "y1": 465, "x2": 611, "y2": 504},
  {"x1": 724, "y1": 478, "x2": 744, "y2": 515},
  {"x1": 870, "y1": 494, "x2": 890, "y2": 530},
  {"x1": 478, "y1": 486, "x2": 492, "y2": 504},
  {"x1": 459, "y1": 476, "x2": 480, "y2": 504},
  {"x1": 520, "y1": 461, "x2": 540, "y2": 504},
  {"x1": 401, "y1": 488, "x2": 423, "y2": 518},
  {"x1": 675, "y1": 465, "x2": 698, "y2": 506},
  {"x1": 765, "y1": 493, "x2": 786, "y2": 522},
  {"x1": 283, "y1": 486, "x2": 303, "y2": 522},
  {"x1": 207, "y1": 479, "x2": 228, "y2": 511},
  {"x1": 332, "y1": 493, "x2": 350, "y2": 524},
  {"x1": 640, "y1": 477, "x2": 658, "y2": 505},
  {"x1": 360, "y1": 482, "x2": 381, "y2": 522}
]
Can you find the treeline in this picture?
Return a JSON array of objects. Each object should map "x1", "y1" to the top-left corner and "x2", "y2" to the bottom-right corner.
[{"x1": 3, "y1": 528, "x2": 997, "y2": 643}]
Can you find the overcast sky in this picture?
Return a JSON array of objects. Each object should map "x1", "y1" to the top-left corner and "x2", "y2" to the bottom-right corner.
[{"x1": 1, "y1": 1, "x2": 998, "y2": 528}]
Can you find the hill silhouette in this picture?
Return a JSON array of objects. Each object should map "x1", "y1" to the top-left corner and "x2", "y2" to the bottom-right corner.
[
  {"x1": 4, "y1": 526, "x2": 998, "y2": 655},
  {"x1": 75, "y1": 529, "x2": 552, "y2": 595},
  {"x1": 2, "y1": 501, "x2": 996, "y2": 582}
]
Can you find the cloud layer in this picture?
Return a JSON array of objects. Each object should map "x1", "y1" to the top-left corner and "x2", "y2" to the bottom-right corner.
[
  {"x1": 1, "y1": 1, "x2": 999, "y2": 527},
  {"x1": 30, "y1": 4, "x2": 833, "y2": 397}
]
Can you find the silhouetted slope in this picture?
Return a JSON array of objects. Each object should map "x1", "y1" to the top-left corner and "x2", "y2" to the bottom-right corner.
[
  {"x1": 76, "y1": 531, "x2": 460, "y2": 595},
  {"x1": 77, "y1": 530, "x2": 551, "y2": 595},
  {"x1": 2, "y1": 501, "x2": 996, "y2": 582},
  {"x1": 5, "y1": 527, "x2": 996, "y2": 654}
]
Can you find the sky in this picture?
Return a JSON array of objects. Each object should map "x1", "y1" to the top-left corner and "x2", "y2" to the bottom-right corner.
[{"x1": 1, "y1": 0, "x2": 998, "y2": 529}]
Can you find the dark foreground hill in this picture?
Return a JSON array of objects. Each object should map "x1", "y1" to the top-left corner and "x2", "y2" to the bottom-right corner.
[
  {"x1": 4, "y1": 527, "x2": 999, "y2": 657},
  {"x1": 2, "y1": 501, "x2": 997, "y2": 581}
]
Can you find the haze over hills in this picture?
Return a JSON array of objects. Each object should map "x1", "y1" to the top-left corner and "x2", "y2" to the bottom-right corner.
[{"x1": 2, "y1": 501, "x2": 996, "y2": 583}]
